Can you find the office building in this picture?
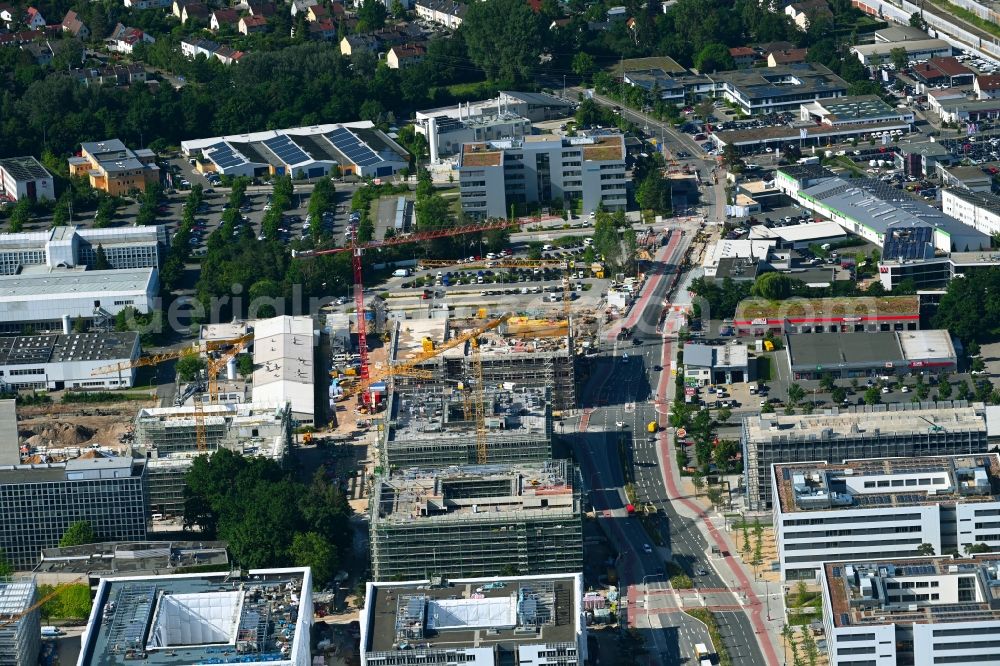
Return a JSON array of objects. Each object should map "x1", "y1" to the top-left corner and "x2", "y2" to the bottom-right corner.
[
  {"x1": 251, "y1": 315, "x2": 317, "y2": 425},
  {"x1": 360, "y1": 573, "x2": 587, "y2": 666},
  {"x1": 0, "y1": 156, "x2": 54, "y2": 202},
  {"x1": 773, "y1": 454, "x2": 1000, "y2": 580},
  {"x1": 369, "y1": 461, "x2": 583, "y2": 580},
  {"x1": 68, "y1": 139, "x2": 160, "y2": 196},
  {"x1": 459, "y1": 134, "x2": 626, "y2": 219},
  {"x1": 776, "y1": 165, "x2": 990, "y2": 253},
  {"x1": 0, "y1": 455, "x2": 148, "y2": 569},
  {"x1": 741, "y1": 403, "x2": 988, "y2": 509},
  {"x1": 77, "y1": 568, "x2": 312, "y2": 666},
  {"x1": 0, "y1": 576, "x2": 40, "y2": 666},
  {"x1": 822, "y1": 556, "x2": 1000, "y2": 666},
  {"x1": 35, "y1": 541, "x2": 229, "y2": 584},
  {"x1": 381, "y1": 385, "x2": 552, "y2": 469},
  {"x1": 422, "y1": 111, "x2": 532, "y2": 160},
  {"x1": 0, "y1": 225, "x2": 167, "y2": 276},
  {"x1": 133, "y1": 402, "x2": 291, "y2": 517},
  {"x1": 0, "y1": 330, "x2": 140, "y2": 391},
  {"x1": 784, "y1": 329, "x2": 958, "y2": 380},
  {"x1": 415, "y1": 91, "x2": 575, "y2": 126},
  {"x1": 942, "y1": 187, "x2": 1000, "y2": 238},
  {"x1": 389, "y1": 316, "x2": 577, "y2": 411},
  {"x1": 877, "y1": 249, "x2": 1000, "y2": 291},
  {"x1": 733, "y1": 295, "x2": 920, "y2": 337},
  {"x1": 180, "y1": 122, "x2": 408, "y2": 179},
  {"x1": 0, "y1": 267, "x2": 158, "y2": 334}
]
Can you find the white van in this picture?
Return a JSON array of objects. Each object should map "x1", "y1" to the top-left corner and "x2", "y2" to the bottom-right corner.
[
  {"x1": 392, "y1": 268, "x2": 411, "y2": 278},
  {"x1": 543, "y1": 244, "x2": 554, "y2": 251}
]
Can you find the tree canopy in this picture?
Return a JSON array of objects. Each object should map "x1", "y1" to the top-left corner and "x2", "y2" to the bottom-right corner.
[
  {"x1": 461, "y1": 0, "x2": 541, "y2": 84},
  {"x1": 59, "y1": 521, "x2": 96, "y2": 548}
]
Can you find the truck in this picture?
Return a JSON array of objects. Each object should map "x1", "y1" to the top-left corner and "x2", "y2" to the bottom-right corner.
[{"x1": 694, "y1": 643, "x2": 710, "y2": 659}]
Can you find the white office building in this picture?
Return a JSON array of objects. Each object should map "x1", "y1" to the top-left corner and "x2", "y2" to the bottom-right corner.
[
  {"x1": 773, "y1": 454, "x2": 1000, "y2": 581},
  {"x1": 360, "y1": 573, "x2": 586, "y2": 666},
  {"x1": 822, "y1": 555, "x2": 1000, "y2": 666},
  {"x1": 942, "y1": 187, "x2": 1000, "y2": 238},
  {"x1": 0, "y1": 267, "x2": 158, "y2": 333},
  {"x1": 0, "y1": 225, "x2": 165, "y2": 276},
  {"x1": 252, "y1": 315, "x2": 317, "y2": 425}
]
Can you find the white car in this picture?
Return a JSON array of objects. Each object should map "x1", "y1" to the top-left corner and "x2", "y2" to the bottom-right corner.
[
  {"x1": 616, "y1": 420, "x2": 625, "y2": 428},
  {"x1": 643, "y1": 544, "x2": 652, "y2": 553},
  {"x1": 881, "y1": 386, "x2": 891, "y2": 394},
  {"x1": 901, "y1": 386, "x2": 910, "y2": 393}
]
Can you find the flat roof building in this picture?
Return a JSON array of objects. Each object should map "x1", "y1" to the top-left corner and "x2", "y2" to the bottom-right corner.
[
  {"x1": 34, "y1": 541, "x2": 230, "y2": 584},
  {"x1": 733, "y1": 295, "x2": 920, "y2": 336},
  {"x1": 799, "y1": 94, "x2": 913, "y2": 126},
  {"x1": 785, "y1": 329, "x2": 957, "y2": 380},
  {"x1": 683, "y1": 342, "x2": 751, "y2": 385},
  {"x1": 68, "y1": 139, "x2": 160, "y2": 197},
  {"x1": 821, "y1": 556, "x2": 1000, "y2": 666},
  {"x1": 133, "y1": 402, "x2": 291, "y2": 517},
  {"x1": 370, "y1": 461, "x2": 583, "y2": 581},
  {"x1": 0, "y1": 156, "x2": 54, "y2": 203},
  {"x1": 742, "y1": 403, "x2": 988, "y2": 509},
  {"x1": 382, "y1": 385, "x2": 552, "y2": 469},
  {"x1": 773, "y1": 454, "x2": 1000, "y2": 580},
  {"x1": 0, "y1": 576, "x2": 40, "y2": 666},
  {"x1": 419, "y1": 111, "x2": 532, "y2": 159},
  {"x1": 0, "y1": 454, "x2": 148, "y2": 569},
  {"x1": 851, "y1": 38, "x2": 952, "y2": 65},
  {"x1": 0, "y1": 331, "x2": 141, "y2": 391},
  {"x1": 748, "y1": 220, "x2": 847, "y2": 249},
  {"x1": 181, "y1": 122, "x2": 408, "y2": 179},
  {"x1": 942, "y1": 187, "x2": 1000, "y2": 238},
  {"x1": 0, "y1": 267, "x2": 158, "y2": 334},
  {"x1": 77, "y1": 568, "x2": 312, "y2": 666},
  {"x1": 459, "y1": 134, "x2": 626, "y2": 219},
  {"x1": 0, "y1": 225, "x2": 167, "y2": 276},
  {"x1": 359, "y1": 573, "x2": 587, "y2": 666},
  {"x1": 251, "y1": 315, "x2": 317, "y2": 425}
]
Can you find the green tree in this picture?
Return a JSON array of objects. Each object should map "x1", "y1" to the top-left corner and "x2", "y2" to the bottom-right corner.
[
  {"x1": 801, "y1": 626, "x2": 819, "y2": 666},
  {"x1": 462, "y1": 0, "x2": 541, "y2": 84},
  {"x1": 94, "y1": 244, "x2": 111, "y2": 270},
  {"x1": 236, "y1": 354, "x2": 253, "y2": 379},
  {"x1": 713, "y1": 439, "x2": 739, "y2": 473},
  {"x1": 831, "y1": 386, "x2": 847, "y2": 404},
  {"x1": 571, "y1": 52, "x2": 596, "y2": 83},
  {"x1": 694, "y1": 42, "x2": 735, "y2": 73},
  {"x1": 787, "y1": 383, "x2": 805, "y2": 407},
  {"x1": 864, "y1": 386, "x2": 881, "y2": 405},
  {"x1": 938, "y1": 379, "x2": 953, "y2": 400},
  {"x1": 8, "y1": 198, "x2": 30, "y2": 232},
  {"x1": 966, "y1": 542, "x2": 992, "y2": 555},
  {"x1": 176, "y1": 353, "x2": 206, "y2": 382},
  {"x1": 59, "y1": 521, "x2": 96, "y2": 547},
  {"x1": 752, "y1": 516, "x2": 763, "y2": 574},
  {"x1": 356, "y1": 0, "x2": 387, "y2": 31},
  {"x1": 795, "y1": 580, "x2": 809, "y2": 607},
  {"x1": 289, "y1": 532, "x2": 336, "y2": 586},
  {"x1": 917, "y1": 543, "x2": 935, "y2": 555},
  {"x1": 691, "y1": 472, "x2": 704, "y2": 497},
  {"x1": 751, "y1": 272, "x2": 799, "y2": 300},
  {"x1": 819, "y1": 373, "x2": 836, "y2": 392},
  {"x1": 909, "y1": 11, "x2": 926, "y2": 29},
  {"x1": 706, "y1": 486, "x2": 724, "y2": 511},
  {"x1": 889, "y1": 47, "x2": 909, "y2": 71},
  {"x1": 0, "y1": 549, "x2": 12, "y2": 578}
]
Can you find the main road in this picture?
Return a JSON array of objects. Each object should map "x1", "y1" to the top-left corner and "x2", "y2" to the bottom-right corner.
[{"x1": 566, "y1": 222, "x2": 776, "y2": 665}]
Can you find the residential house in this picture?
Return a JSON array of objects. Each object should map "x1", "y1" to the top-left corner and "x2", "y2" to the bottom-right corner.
[
  {"x1": 21, "y1": 40, "x2": 51, "y2": 64},
  {"x1": 290, "y1": 0, "x2": 317, "y2": 15},
  {"x1": 107, "y1": 23, "x2": 153, "y2": 54},
  {"x1": 386, "y1": 42, "x2": 425, "y2": 69},
  {"x1": 549, "y1": 17, "x2": 571, "y2": 30},
  {"x1": 213, "y1": 44, "x2": 244, "y2": 64},
  {"x1": 414, "y1": 0, "x2": 466, "y2": 28},
  {"x1": 238, "y1": 14, "x2": 268, "y2": 33},
  {"x1": 0, "y1": 28, "x2": 45, "y2": 46},
  {"x1": 307, "y1": 18, "x2": 336, "y2": 39},
  {"x1": 784, "y1": 0, "x2": 832, "y2": 30},
  {"x1": 24, "y1": 6, "x2": 45, "y2": 29},
  {"x1": 180, "y1": 36, "x2": 219, "y2": 58},
  {"x1": 729, "y1": 46, "x2": 757, "y2": 68},
  {"x1": 340, "y1": 33, "x2": 378, "y2": 56},
  {"x1": 61, "y1": 10, "x2": 89, "y2": 39},
  {"x1": 767, "y1": 48, "x2": 808, "y2": 66},
  {"x1": 125, "y1": 0, "x2": 171, "y2": 8},
  {"x1": 306, "y1": 3, "x2": 328, "y2": 21},
  {"x1": 181, "y1": 3, "x2": 210, "y2": 24},
  {"x1": 975, "y1": 74, "x2": 1000, "y2": 99},
  {"x1": 0, "y1": 3, "x2": 14, "y2": 27},
  {"x1": 247, "y1": 1, "x2": 276, "y2": 17},
  {"x1": 210, "y1": 8, "x2": 240, "y2": 31}
]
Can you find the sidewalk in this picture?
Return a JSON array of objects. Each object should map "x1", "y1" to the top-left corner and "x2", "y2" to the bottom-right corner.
[{"x1": 604, "y1": 229, "x2": 684, "y2": 344}]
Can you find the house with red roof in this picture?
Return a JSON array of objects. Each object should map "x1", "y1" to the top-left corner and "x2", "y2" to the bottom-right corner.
[
  {"x1": 107, "y1": 22, "x2": 154, "y2": 53},
  {"x1": 210, "y1": 8, "x2": 241, "y2": 31},
  {"x1": 975, "y1": 74, "x2": 1000, "y2": 100},
  {"x1": 729, "y1": 46, "x2": 757, "y2": 69},
  {"x1": 61, "y1": 10, "x2": 89, "y2": 39},
  {"x1": 386, "y1": 42, "x2": 426, "y2": 69},
  {"x1": 24, "y1": 6, "x2": 45, "y2": 29},
  {"x1": 239, "y1": 14, "x2": 269, "y2": 34}
]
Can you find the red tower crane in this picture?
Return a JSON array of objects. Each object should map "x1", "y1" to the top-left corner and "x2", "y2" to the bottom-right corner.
[{"x1": 294, "y1": 218, "x2": 515, "y2": 400}]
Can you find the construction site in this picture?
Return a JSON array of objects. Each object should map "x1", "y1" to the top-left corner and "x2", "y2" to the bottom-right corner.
[
  {"x1": 0, "y1": 576, "x2": 40, "y2": 666},
  {"x1": 132, "y1": 402, "x2": 292, "y2": 517},
  {"x1": 369, "y1": 460, "x2": 583, "y2": 581},
  {"x1": 388, "y1": 314, "x2": 579, "y2": 411},
  {"x1": 380, "y1": 385, "x2": 552, "y2": 469}
]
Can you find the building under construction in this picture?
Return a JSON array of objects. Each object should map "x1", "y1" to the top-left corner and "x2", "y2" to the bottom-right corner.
[
  {"x1": 369, "y1": 460, "x2": 583, "y2": 581},
  {"x1": 132, "y1": 402, "x2": 291, "y2": 517},
  {"x1": 0, "y1": 576, "x2": 39, "y2": 666},
  {"x1": 381, "y1": 385, "x2": 552, "y2": 470},
  {"x1": 389, "y1": 316, "x2": 577, "y2": 411}
]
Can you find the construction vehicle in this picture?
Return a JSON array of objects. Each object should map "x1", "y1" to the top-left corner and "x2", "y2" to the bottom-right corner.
[{"x1": 294, "y1": 219, "x2": 520, "y2": 403}]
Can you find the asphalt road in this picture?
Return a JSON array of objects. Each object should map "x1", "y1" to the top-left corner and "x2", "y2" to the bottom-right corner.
[{"x1": 570, "y1": 225, "x2": 768, "y2": 666}]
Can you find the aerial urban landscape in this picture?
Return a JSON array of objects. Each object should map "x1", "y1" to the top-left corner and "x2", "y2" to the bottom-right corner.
[{"x1": 9, "y1": 0, "x2": 1000, "y2": 664}]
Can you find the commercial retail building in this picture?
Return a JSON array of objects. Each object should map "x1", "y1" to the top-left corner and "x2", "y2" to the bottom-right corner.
[
  {"x1": 369, "y1": 461, "x2": 583, "y2": 581},
  {"x1": 822, "y1": 555, "x2": 1000, "y2": 666},
  {"x1": 773, "y1": 454, "x2": 1000, "y2": 580},
  {"x1": 180, "y1": 122, "x2": 408, "y2": 179},
  {"x1": 784, "y1": 329, "x2": 958, "y2": 379},
  {"x1": 133, "y1": 402, "x2": 291, "y2": 517},
  {"x1": 0, "y1": 331, "x2": 140, "y2": 391},
  {"x1": 683, "y1": 342, "x2": 751, "y2": 385},
  {"x1": 733, "y1": 295, "x2": 920, "y2": 337},
  {"x1": 0, "y1": 454, "x2": 148, "y2": 569},
  {"x1": 77, "y1": 568, "x2": 312, "y2": 666},
  {"x1": 741, "y1": 403, "x2": 988, "y2": 509},
  {"x1": 0, "y1": 156, "x2": 54, "y2": 202},
  {"x1": 458, "y1": 134, "x2": 626, "y2": 219},
  {"x1": 381, "y1": 385, "x2": 552, "y2": 469},
  {"x1": 359, "y1": 573, "x2": 587, "y2": 666},
  {"x1": 0, "y1": 267, "x2": 158, "y2": 334},
  {"x1": 67, "y1": 139, "x2": 160, "y2": 196},
  {"x1": 0, "y1": 577, "x2": 40, "y2": 666}
]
